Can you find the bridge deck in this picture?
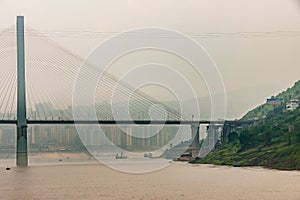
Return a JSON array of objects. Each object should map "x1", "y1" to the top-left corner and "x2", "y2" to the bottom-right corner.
[{"x1": 0, "y1": 119, "x2": 256, "y2": 125}]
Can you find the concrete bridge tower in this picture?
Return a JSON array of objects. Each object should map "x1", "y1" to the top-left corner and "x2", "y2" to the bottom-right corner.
[{"x1": 16, "y1": 16, "x2": 28, "y2": 166}]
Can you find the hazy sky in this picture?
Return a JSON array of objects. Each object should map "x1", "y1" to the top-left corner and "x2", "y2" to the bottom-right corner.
[{"x1": 1, "y1": 0, "x2": 300, "y2": 118}]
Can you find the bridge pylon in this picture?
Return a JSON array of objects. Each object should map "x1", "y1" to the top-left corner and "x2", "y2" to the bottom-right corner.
[{"x1": 16, "y1": 16, "x2": 28, "y2": 166}]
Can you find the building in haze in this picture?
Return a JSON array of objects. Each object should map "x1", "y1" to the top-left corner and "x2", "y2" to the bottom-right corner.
[
  {"x1": 286, "y1": 99, "x2": 299, "y2": 111},
  {"x1": 266, "y1": 97, "x2": 284, "y2": 106}
]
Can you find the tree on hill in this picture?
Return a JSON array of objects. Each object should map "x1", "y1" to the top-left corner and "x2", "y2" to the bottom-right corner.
[
  {"x1": 239, "y1": 130, "x2": 255, "y2": 149},
  {"x1": 228, "y1": 131, "x2": 239, "y2": 143},
  {"x1": 262, "y1": 128, "x2": 272, "y2": 146}
]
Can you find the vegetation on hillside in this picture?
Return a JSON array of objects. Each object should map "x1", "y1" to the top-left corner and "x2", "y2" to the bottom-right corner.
[
  {"x1": 193, "y1": 81, "x2": 300, "y2": 170},
  {"x1": 242, "y1": 80, "x2": 300, "y2": 120}
]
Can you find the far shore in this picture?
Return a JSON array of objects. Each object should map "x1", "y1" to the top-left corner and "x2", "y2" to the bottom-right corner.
[{"x1": 1, "y1": 151, "x2": 300, "y2": 172}]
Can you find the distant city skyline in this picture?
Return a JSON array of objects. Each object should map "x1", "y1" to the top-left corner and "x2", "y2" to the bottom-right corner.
[{"x1": 0, "y1": 0, "x2": 300, "y2": 119}]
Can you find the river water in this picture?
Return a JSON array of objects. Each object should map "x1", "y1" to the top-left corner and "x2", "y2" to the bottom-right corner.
[{"x1": 0, "y1": 161, "x2": 300, "y2": 200}]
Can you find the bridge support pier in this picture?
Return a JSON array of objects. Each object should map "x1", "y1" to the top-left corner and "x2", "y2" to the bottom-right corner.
[
  {"x1": 16, "y1": 16, "x2": 28, "y2": 166},
  {"x1": 190, "y1": 124, "x2": 200, "y2": 158},
  {"x1": 16, "y1": 127, "x2": 28, "y2": 165},
  {"x1": 221, "y1": 124, "x2": 232, "y2": 143}
]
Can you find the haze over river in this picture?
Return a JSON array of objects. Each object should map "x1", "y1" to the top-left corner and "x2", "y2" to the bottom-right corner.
[{"x1": 1, "y1": 161, "x2": 300, "y2": 200}]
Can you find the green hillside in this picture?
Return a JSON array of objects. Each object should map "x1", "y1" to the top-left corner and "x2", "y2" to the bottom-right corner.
[
  {"x1": 193, "y1": 103, "x2": 300, "y2": 170},
  {"x1": 242, "y1": 80, "x2": 300, "y2": 120},
  {"x1": 193, "y1": 80, "x2": 300, "y2": 170}
]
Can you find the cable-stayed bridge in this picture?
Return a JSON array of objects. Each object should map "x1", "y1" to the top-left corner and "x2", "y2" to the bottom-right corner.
[{"x1": 0, "y1": 16, "x2": 256, "y2": 165}]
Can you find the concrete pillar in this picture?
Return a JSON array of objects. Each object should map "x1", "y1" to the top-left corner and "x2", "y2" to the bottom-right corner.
[
  {"x1": 191, "y1": 123, "x2": 200, "y2": 158},
  {"x1": 31, "y1": 125, "x2": 35, "y2": 144},
  {"x1": 16, "y1": 16, "x2": 28, "y2": 166},
  {"x1": 221, "y1": 124, "x2": 231, "y2": 143},
  {"x1": 206, "y1": 124, "x2": 222, "y2": 150},
  {"x1": 208, "y1": 124, "x2": 217, "y2": 150}
]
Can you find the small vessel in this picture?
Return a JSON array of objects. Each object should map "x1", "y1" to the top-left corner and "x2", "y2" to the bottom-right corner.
[
  {"x1": 115, "y1": 152, "x2": 127, "y2": 159},
  {"x1": 144, "y1": 153, "x2": 153, "y2": 158},
  {"x1": 174, "y1": 152, "x2": 192, "y2": 161}
]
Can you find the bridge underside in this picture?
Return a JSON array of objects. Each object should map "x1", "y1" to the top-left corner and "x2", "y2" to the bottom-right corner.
[{"x1": 0, "y1": 119, "x2": 254, "y2": 125}]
